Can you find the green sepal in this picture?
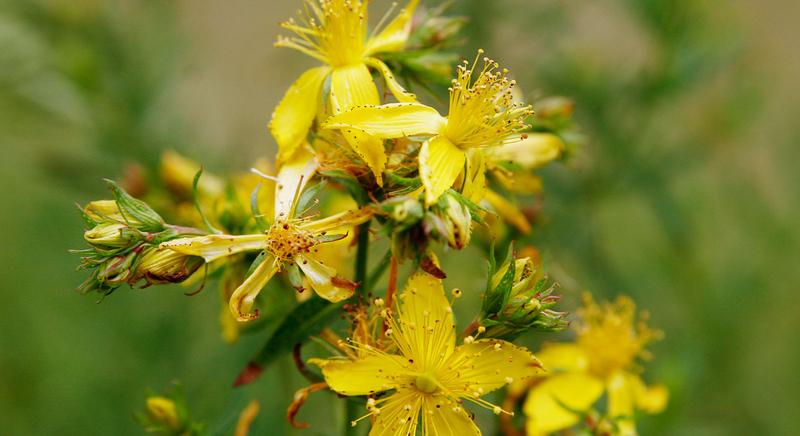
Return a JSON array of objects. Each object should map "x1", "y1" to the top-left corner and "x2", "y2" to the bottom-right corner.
[{"x1": 104, "y1": 179, "x2": 164, "y2": 232}]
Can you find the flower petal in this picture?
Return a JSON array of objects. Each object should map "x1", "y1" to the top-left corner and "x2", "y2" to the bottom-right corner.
[
  {"x1": 330, "y1": 63, "x2": 380, "y2": 111},
  {"x1": 269, "y1": 66, "x2": 330, "y2": 161},
  {"x1": 274, "y1": 147, "x2": 318, "y2": 220},
  {"x1": 297, "y1": 207, "x2": 374, "y2": 234},
  {"x1": 342, "y1": 126, "x2": 388, "y2": 186},
  {"x1": 536, "y1": 343, "x2": 590, "y2": 373},
  {"x1": 443, "y1": 339, "x2": 543, "y2": 396},
  {"x1": 369, "y1": 389, "x2": 423, "y2": 436},
  {"x1": 489, "y1": 132, "x2": 564, "y2": 169},
  {"x1": 229, "y1": 256, "x2": 279, "y2": 321},
  {"x1": 608, "y1": 371, "x2": 668, "y2": 418},
  {"x1": 365, "y1": 0, "x2": 420, "y2": 55},
  {"x1": 461, "y1": 150, "x2": 487, "y2": 204},
  {"x1": 421, "y1": 395, "x2": 480, "y2": 436},
  {"x1": 296, "y1": 254, "x2": 356, "y2": 302},
  {"x1": 160, "y1": 235, "x2": 267, "y2": 263},
  {"x1": 419, "y1": 135, "x2": 466, "y2": 205},
  {"x1": 319, "y1": 354, "x2": 409, "y2": 396},
  {"x1": 484, "y1": 189, "x2": 531, "y2": 235},
  {"x1": 393, "y1": 272, "x2": 455, "y2": 369},
  {"x1": 638, "y1": 382, "x2": 669, "y2": 414},
  {"x1": 523, "y1": 373, "x2": 604, "y2": 436},
  {"x1": 325, "y1": 102, "x2": 445, "y2": 138},
  {"x1": 364, "y1": 57, "x2": 416, "y2": 102}
]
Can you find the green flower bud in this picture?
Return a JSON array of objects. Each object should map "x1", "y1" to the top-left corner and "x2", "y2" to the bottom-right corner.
[
  {"x1": 84, "y1": 223, "x2": 138, "y2": 248},
  {"x1": 441, "y1": 194, "x2": 471, "y2": 249},
  {"x1": 480, "y1": 247, "x2": 568, "y2": 340},
  {"x1": 105, "y1": 179, "x2": 165, "y2": 232}
]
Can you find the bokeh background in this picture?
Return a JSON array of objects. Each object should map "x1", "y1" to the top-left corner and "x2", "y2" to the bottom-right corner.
[{"x1": 1, "y1": 0, "x2": 798, "y2": 434}]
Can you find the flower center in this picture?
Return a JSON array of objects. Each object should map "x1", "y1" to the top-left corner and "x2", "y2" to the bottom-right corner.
[
  {"x1": 443, "y1": 51, "x2": 532, "y2": 149},
  {"x1": 414, "y1": 373, "x2": 439, "y2": 394},
  {"x1": 265, "y1": 220, "x2": 317, "y2": 263}
]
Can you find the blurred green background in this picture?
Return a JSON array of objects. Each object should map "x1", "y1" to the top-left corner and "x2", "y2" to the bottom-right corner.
[{"x1": 1, "y1": 0, "x2": 798, "y2": 434}]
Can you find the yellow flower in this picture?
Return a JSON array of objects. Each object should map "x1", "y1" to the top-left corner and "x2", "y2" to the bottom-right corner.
[
  {"x1": 160, "y1": 148, "x2": 373, "y2": 321},
  {"x1": 523, "y1": 294, "x2": 668, "y2": 436},
  {"x1": 313, "y1": 272, "x2": 543, "y2": 435},
  {"x1": 270, "y1": 0, "x2": 420, "y2": 182},
  {"x1": 324, "y1": 50, "x2": 533, "y2": 205}
]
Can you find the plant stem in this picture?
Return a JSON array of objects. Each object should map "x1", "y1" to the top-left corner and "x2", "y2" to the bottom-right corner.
[
  {"x1": 346, "y1": 221, "x2": 371, "y2": 435},
  {"x1": 354, "y1": 222, "x2": 370, "y2": 296}
]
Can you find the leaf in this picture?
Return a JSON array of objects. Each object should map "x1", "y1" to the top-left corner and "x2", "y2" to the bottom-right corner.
[
  {"x1": 250, "y1": 183, "x2": 269, "y2": 231},
  {"x1": 233, "y1": 297, "x2": 343, "y2": 387},
  {"x1": 296, "y1": 179, "x2": 327, "y2": 215},
  {"x1": 482, "y1": 244, "x2": 515, "y2": 316},
  {"x1": 191, "y1": 168, "x2": 223, "y2": 235},
  {"x1": 104, "y1": 179, "x2": 164, "y2": 231},
  {"x1": 319, "y1": 169, "x2": 370, "y2": 206}
]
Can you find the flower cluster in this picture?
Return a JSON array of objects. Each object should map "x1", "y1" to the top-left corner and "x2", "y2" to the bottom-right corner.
[{"x1": 70, "y1": 1, "x2": 667, "y2": 435}]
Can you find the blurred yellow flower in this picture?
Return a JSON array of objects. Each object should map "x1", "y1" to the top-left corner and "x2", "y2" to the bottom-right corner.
[
  {"x1": 312, "y1": 272, "x2": 543, "y2": 435},
  {"x1": 145, "y1": 396, "x2": 181, "y2": 431},
  {"x1": 271, "y1": 0, "x2": 420, "y2": 182},
  {"x1": 324, "y1": 50, "x2": 533, "y2": 204},
  {"x1": 523, "y1": 294, "x2": 668, "y2": 435}
]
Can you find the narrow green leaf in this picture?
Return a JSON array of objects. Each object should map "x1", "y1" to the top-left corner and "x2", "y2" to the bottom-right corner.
[
  {"x1": 234, "y1": 297, "x2": 343, "y2": 386},
  {"x1": 192, "y1": 168, "x2": 223, "y2": 235}
]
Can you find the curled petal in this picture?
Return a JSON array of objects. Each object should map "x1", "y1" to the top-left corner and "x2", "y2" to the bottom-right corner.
[
  {"x1": 160, "y1": 235, "x2": 267, "y2": 263},
  {"x1": 269, "y1": 66, "x2": 331, "y2": 161},
  {"x1": 229, "y1": 256, "x2": 279, "y2": 321},
  {"x1": 419, "y1": 135, "x2": 466, "y2": 205},
  {"x1": 296, "y1": 255, "x2": 356, "y2": 302},
  {"x1": 286, "y1": 383, "x2": 328, "y2": 429},
  {"x1": 365, "y1": 57, "x2": 416, "y2": 102}
]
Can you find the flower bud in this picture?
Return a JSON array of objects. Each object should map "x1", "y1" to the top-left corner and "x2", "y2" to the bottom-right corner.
[
  {"x1": 480, "y1": 248, "x2": 568, "y2": 340},
  {"x1": 441, "y1": 194, "x2": 471, "y2": 249},
  {"x1": 383, "y1": 196, "x2": 424, "y2": 229},
  {"x1": 84, "y1": 223, "x2": 138, "y2": 248},
  {"x1": 134, "y1": 247, "x2": 204, "y2": 285},
  {"x1": 105, "y1": 179, "x2": 165, "y2": 232},
  {"x1": 146, "y1": 396, "x2": 182, "y2": 431},
  {"x1": 95, "y1": 252, "x2": 138, "y2": 286}
]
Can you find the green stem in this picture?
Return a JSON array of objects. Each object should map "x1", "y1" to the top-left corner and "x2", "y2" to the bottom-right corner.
[
  {"x1": 346, "y1": 221, "x2": 371, "y2": 435},
  {"x1": 354, "y1": 222, "x2": 370, "y2": 296}
]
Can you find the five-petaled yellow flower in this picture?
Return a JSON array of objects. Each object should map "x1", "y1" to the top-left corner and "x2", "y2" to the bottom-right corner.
[
  {"x1": 523, "y1": 294, "x2": 668, "y2": 435},
  {"x1": 312, "y1": 271, "x2": 543, "y2": 435},
  {"x1": 161, "y1": 149, "x2": 372, "y2": 321},
  {"x1": 324, "y1": 50, "x2": 533, "y2": 205},
  {"x1": 270, "y1": 0, "x2": 420, "y2": 182}
]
